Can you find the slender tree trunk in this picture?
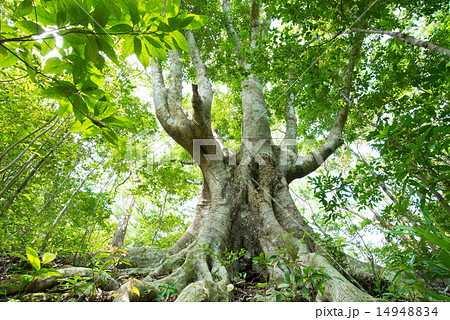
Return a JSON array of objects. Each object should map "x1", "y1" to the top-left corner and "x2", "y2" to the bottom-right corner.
[
  {"x1": 151, "y1": 192, "x2": 168, "y2": 246},
  {"x1": 0, "y1": 116, "x2": 58, "y2": 174},
  {"x1": 0, "y1": 115, "x2": 58, "y2": 166},
  {"x1": 110, "y1": 195, "x2": 135, "y2": 249},
  {"x1": 39, "y1": 155, "x2": 103, "y2": 252},
  {"x1": 74, "y1": 173, "x2": 115, "y2": 264}
]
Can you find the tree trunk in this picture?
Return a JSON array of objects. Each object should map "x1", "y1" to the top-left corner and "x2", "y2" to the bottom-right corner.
[
  {"x1": 110, "y1": 195, "x2": 135, "y2": 249},
  {"x1": 114, "y1": 1, "x2": 374, "y2": 302}
]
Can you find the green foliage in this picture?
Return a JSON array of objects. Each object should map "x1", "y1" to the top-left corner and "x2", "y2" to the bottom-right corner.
[
  {"x1": 252, "y1": 233, "x2": 334, "y2": 302},
  {"x1": 57, "y1": 274, "x2": 93, "y2": 300},
  {"x1": 91, "y1": 246, "x2": 132, "y2": 278},
  {"x1": 1, "y1": 0, "x2": 207, "y2": 145},
  {"x1": 156, "y1": 281, "x2": 178, "y2": 301},
  {"x1": 3, "y1": 247, "x2": 60, "y2": 299}
]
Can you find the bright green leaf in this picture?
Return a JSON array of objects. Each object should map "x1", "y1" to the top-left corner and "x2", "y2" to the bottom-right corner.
[
  {"x1": 26, "y1": 247, "x2": 41, "y2": 271},
  {"x1": 165, "y1": 0, "x2": 180, "y2": 18}
]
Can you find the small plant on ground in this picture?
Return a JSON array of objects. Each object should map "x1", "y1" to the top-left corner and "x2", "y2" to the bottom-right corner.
[
  {"x1": 3, "y1": 247, "x2": 60, "y2": 299},
  {"x1": 156, "y1": 281, "x2": 178, "y2": 301},
  {"x1": 251, "y1": 233, "x2": 334, "y2": 301}
]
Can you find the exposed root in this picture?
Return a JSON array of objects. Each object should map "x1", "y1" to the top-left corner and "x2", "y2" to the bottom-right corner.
[
  {"x1": 113, "y1": 245, "x2": 230, "y2": 302},
  {"x1": 306, "y1": 253, "x2": 376, "y2": 302},
  {"x1": 1, "y1": 267, "x2": 120, "y2": 296}
]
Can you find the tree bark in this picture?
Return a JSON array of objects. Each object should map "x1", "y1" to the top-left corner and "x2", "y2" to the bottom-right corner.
[
  {"x1": 110, "y1": 195, "x2": 135, "y2": 249},
  {"x1": 351, "y1": 28, "x2": 450, "y2": 57}
]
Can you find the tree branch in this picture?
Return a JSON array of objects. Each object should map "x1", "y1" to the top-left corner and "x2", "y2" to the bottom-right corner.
[
  {"x1": 350, "y1": 28, "x2": 450, "y2": 57},
  {"x1": 150, "y1": 58, "x2": 194, "y2": 154},
  {"x1": 221, "y1": 0, "x2": 244, "y2": 66},
  {"x1": 283, "y1": 92, "x2": 298, "y2": 143},
  {"x1": 288, "y1": 37, "x2": 363, "y2": 182},
  {"x1": 184, "y1": 30, "x2": 213, "y2": 136}
]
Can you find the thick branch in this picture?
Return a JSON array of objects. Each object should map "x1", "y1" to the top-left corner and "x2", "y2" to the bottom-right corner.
[
  {"x1": 150, "y1": 58, "x2": 194, "y2": 154},
  {"x1": 168, "y1": 50, "x2": 183, "y2": 107},
  {"x1": 283, "y1": 92, "x2": 298, "y2": 143},
  {"x1": 288, "y1": 38, "x2": 363, "y2": 182},
  {"x1": 184, "y1": 30, "x2": 213, "y2": 129},
  {"x1": 221, "y1": 0, "x2": 244, "y2": 66},
  {"x1": 249, "y1": 1, "x2": 261, "y2": 50},
  {"x1": 351, "y1": 28, "x2": 450, "y2": 57}
]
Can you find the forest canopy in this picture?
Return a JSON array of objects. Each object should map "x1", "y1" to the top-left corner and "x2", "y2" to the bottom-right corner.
[{"x1": 0, "y1": 0, "x2": 449, "y2": 303}]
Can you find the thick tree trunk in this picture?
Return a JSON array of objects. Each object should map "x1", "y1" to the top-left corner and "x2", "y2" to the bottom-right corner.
[
  {"x1": 112, "y1": 1, "x2": 374, "y2": 302},
  {"x1": 114, "y1": 152, "x2": 375, "y2": 301}
]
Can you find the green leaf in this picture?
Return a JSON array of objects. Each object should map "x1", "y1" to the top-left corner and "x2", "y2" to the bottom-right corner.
[
  {"x1": 128, "y1": 0, "x2": 140, "y2": 26},
  {"x1": 107, "y1": 24, "x2": 133, "y2": 33},
  {"x1": 0, "y1": 51, "x2": 19, "y2": 68},
  {"x1": 147, "y1": 0, "x2": 164, "y2": 15},
  {"x1": 42, "y1": 252, "x2": 57, "y2": 265},
  {"x1": 284, "y1": 270, "x2": 291, "y2": 283},
  {"x1": 56, "y1": 0, "x2": 67, "y2": 27},
  {"x1": 86, "y1": 36, "x2": 99, "y2": 65},
  {"x1": 438, "y1": 249, "x2": 450, "y2": 268},
  {"x1": 63, "y1": 32, "x2": 86, "y2": 46},
  {"x1": 168, "y1": 15, "x2": 195, "y2": 29},
  {"x1": 122, "y1": 35, "x2": 134, "y2": 56},
  {"x1": 143, "y1": 37, "x2": 167, "y2": 60},
  {"x1": 101, "y1": 127, "x2": 119, "y2": 145},
  {"x1": 95, "y1": 101, "x2": 116, "y2": 118},
  {"x1": 134, "y1": 37, "x2": 142, "y2": 60},
  {"x1": 16, "y1": 0, "x2": 33, "y2": 17},
  {"x1": 40, "y1": 38, "x2": 56, "y2": 56},
  {"x1": 103, "y1": 0, "x2": 121, "y2": 20},
  {"x1": 170, "y1": 30, "x2": 189, "y2": 52},
  {"x1": 16, "y1": 20, "x2": 44, "y2": 35},
  {"x1": 83, "y1": 125, "x2": 101, "y2": 138},
  {"x1": 43, "y1": 57, "x2": 64, "y2": 75},
  {"x1": 26, "y1": 247, "x2": 41, "y2": 271},
  {"x1": 71, "y1": 56, "x2": 87, "y2": 84},
  {"x1": 7, "y1": 252, "x2": 27, "y2": 261},
  {"x1": 70, "y1": 121, "x2": 83, "y2": 132},
  {"x1": 139, "y1": 41, "x2": 151, "y2": 67},
  {"x1": 256, "y1": 282, "x2": 267, "y2": 288},
  {"x1": 72, "y1": 95, "x2": 89, "y2": 118},
  {"x1": 226, "y1": 284, "x2": 234, "y2": 291},
  {"x1": 58, "y1": 101, "x2": 73, "y2": 118},
  {"x1": 183, "y1": 15, "x2": 208, "y2": 30},
  {"x1": 92, "y1": 1, "x2": 110, "y2": 29},
  {"x1": 165, "y1": 0, "x2": 180, "y2": 18},
  {"x1": 96, "y1": 36, "x2": 119, "y2": 65}
]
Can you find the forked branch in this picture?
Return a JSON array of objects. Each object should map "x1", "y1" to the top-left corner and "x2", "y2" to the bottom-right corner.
[
  {"x1": 150, "y1": 57, "x2": 194, "y2": 154},
  {"x1": 184, "y1": 30, "x2": 213, "y2": 137}
]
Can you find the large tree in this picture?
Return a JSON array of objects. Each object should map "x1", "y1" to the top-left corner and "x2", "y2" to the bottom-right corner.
[
  {"x1": 1, "y1": 0, "x2": 448, "y2": 302},
  {"x1": 115, "y1": 0, "x2": 450, "y2": 301}
]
